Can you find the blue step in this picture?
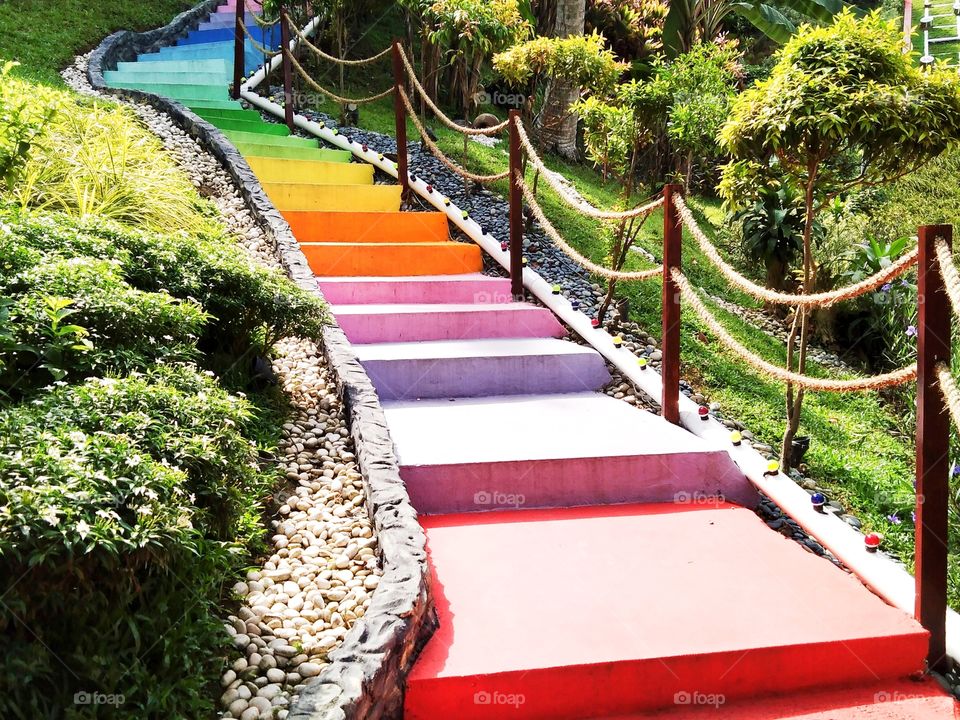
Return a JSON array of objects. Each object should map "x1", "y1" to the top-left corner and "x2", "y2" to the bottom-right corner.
[{"x1": 178, "y1": 25, "x2": 279, "y2": 47}]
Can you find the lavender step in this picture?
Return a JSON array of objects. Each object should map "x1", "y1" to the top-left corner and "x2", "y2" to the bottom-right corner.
[
  {"x1": 356, "y1": 338, "x2": 611, "y2": 400},
  {"x1": 332, "y1": 302, "x2": 567, "y2": 344},
  {"x1": 383, "y1": 393, "x2": 758, "y2": 515},
  {"x1": 318, "y1": 274, "x2": 513, "y2": 304}
]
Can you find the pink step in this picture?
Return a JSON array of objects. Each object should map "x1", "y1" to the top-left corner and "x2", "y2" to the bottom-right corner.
[
  {"x1": 382, "y1": 393, "x2": 758, "y2": 514},
  {"x1": 318, "y1": 274, "x2": 514, "y2": 305},
  {"x1": 331, "y1": 302, "x2": 567, "y2": 344},
  {"x1": 405, "y1": 503, "x2": 933, "y2": 719}
]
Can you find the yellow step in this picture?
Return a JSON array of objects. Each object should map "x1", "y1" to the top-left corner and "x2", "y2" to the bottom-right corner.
[
  {"x1": 263, "y1": 183, "x2": 401, "y2": 212},
  {"x1": 246, "y1": 156, "x2": 374, "y2": 185}
]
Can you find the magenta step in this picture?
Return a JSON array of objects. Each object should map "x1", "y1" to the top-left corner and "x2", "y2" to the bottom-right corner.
[
  {"x1": 356, "y1": 338, "x2": 611, "y2": 400},
  {"x1": 331, "y1": 302, "x2": 567, "y2": 344},
  {"x1": 318, "y1": 274, "x2": 513, "y2": 304},
  {"x1": 383, "y1": 393, "x2": 758, "y2": 515}
]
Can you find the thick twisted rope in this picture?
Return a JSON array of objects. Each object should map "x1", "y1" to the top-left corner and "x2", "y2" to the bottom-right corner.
[
  {"x1": 674, "y1": 194, "x2": 919, "y2": 308},
  {"x1": 673, "y1": 268, "x2": 917, "y2": 391},
  {"x1": 398, "y1": 46, "x2": 509, "y2": 137},
  {"x1": 518, "y1": 172, "x2": 663, "y2": 281},
  {"x1": 513, "y1": 118, "x2": 664, "y2": 221},
  {"x1": 245, "y1": 1, "x2": 277, "y2": 27},
  {"x1": 287, "y1": 50, "x2": 395, "y2": 104},
  {"x1": 239, "y1": 21, "x2": 280, "y2": 57},
  {"x1": 937, "y1": 362, "x2": 960, "y2": 431},
  {"x1": 934, "y1": 237, "x2": 960, "y2": 319},
  {"x1": 400, "y1": 88, "x2": 509, "y2": 183},
  {"x1": 287, "y1": 18, "x2": 392, "y2": 65}
]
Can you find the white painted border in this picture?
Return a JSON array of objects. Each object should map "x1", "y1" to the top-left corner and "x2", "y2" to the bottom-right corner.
[{"x1": 241, "y1": 53, "x2": 960, "y2": 660}]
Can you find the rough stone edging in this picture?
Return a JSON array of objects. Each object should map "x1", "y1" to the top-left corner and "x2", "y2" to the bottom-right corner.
[{"x1": 86, "y1": 9, "x2": 437, "y2": 720}]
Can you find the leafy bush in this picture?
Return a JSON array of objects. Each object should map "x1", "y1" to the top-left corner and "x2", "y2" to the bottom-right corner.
[
  {"x1": 0, "y1": 365, "x2": 266, "y2": 718},
  {"x1": 0, "y1": 62, "x2": 58, "y2": 189},
  {"x1": 734, "y1": 185, "x2": 805, "y2": 291}
]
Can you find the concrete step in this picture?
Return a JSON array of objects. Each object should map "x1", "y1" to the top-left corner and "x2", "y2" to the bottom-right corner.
[
  {"x1": 223, "y1": 129, "x2": 313, "y2": 147},
  {"x1": 356, "y1": 338, "x2": 611, "y2": 400},
  {"x1": 191, "y1": 107, "x2": 263, "y2": 122},
  {"x1": 208, "y1": 116, "x2": 290, "y2": 134},
  {"x1": 233, "y1": 142, "x2": 352, "y2": 162},
  {"x1": 246, "y1": 156, "x2": 374, "y2": 184},
  {"x1": 264, "y1": 183, "x2": 401, "y2": 212},
  {"x1": 383, "y1": 393, "x2": 757, "y2": 514},
  {"x1": 183, "y1": 99, "x2": 247, "y2": 111},
  {"x1": 105, "y1": 80, "x2": 230, "y2": 101},
  {"x1": 179, "y1": 25, "x2": 279, "y2": 46},
  {"x1": 104, "y1": 70, "x2": 229, "y2": 85},
  {"x1": 332, "y1": 301, "x2": 565, "y2": 344},
  {"x1": 302, "y1": 241, "x2": 482, "y2": 277},
  {"x1": 318, "y1": 274, "x2": 511, "y2": 304},
  {"x1": 406, "y1": 503, "x2": 930, "y2": 719},
  {"x1": 117, "y1": 58, "x2": 230, "y2": 74},
  {"x1": 284, "y1": 210, "x2": 450, "y2": 244}
]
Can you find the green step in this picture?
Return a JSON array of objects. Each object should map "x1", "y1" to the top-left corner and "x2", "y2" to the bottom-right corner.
[
  {"x1": 223, "y1": 129, "x2": 313, "y2": 147},
  {"x1": 191, "y1": 108, "x2": 263, "y2": 122},
  {"x1": 211, "y1": 117, "x2": 291, "y2": 135},
  {"x1": 105, "y1": 70, "x2": 229, "y2": 85},
  {"x1": 233, "y1": 142, "x2": 352, "y2": 163},
  {"x1": 117, "y1": 59, "x2": 230, "y2": 74},
  {"x1": 184, "y1": 99, "x2": 247, "y2": 110},
  {"x1": 107, "y1": 80, "x2": 229, "y2": 101}
]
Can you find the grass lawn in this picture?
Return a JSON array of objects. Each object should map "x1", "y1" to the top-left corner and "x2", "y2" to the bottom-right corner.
[
  {"x1": 910, "y1": 0, "x2": 960, "y2": 64},
  {"x1": 0, "y1": 0, "x2": 193, "y2": 84}
]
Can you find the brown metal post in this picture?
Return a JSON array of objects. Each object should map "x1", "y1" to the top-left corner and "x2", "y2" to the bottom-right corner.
[
  {"x1": 661, "y1": 184, "x2": 683, "y2": 425},
  {"x1": 279, "y1": 6, "x2": 295, "y2": 132},
  {"x1": 916, "y1": 224, "x2": 952, "y2": 674},
  {"x1": 391, "y1": 40, "x2": 410, "y2": 204},
  {"x1": 232, "y1": 0, "x2": 245, "y2": 99},
  {"x1": 508, "y1": 110, "x2": 524, "y2": 301}
]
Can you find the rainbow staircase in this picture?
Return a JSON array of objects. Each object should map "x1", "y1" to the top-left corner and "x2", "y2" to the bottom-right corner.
[{"x1": 107, "y1": 3, "x2": 960, "y2": 717}]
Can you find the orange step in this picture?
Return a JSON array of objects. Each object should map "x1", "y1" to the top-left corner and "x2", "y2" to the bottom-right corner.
[
  {"x1": 283, "y1": 210, "x2": 450, "y2": 244},
  {"x1": 301, "y1": 241, "x2": 482, "y2": 276}
]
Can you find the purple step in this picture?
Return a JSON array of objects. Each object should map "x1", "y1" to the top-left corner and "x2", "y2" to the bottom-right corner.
[
  {"x1": 332, "y1": 302, "x2": 567, "y2": 344},
  {"x1": 356, "y1": 338, "x2": 611, "y2": 400},
  {"x1": 383, "y1": 393, "x2": 758, "y2": 515},
  {"x1": 318, "y1": 274, "x2": 513, "y2": 305}
]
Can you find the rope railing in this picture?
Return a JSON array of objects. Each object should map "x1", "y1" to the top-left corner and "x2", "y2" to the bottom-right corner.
[
  {"x1": 397, "y1": 46, "x2": 509, "y2": 137},
  {"x1": 672, "y1": 268, "x2": 917, "y2": 391},
  {"x1": 513, "y1": 118, "x2": 665, "y2": 222},
  {"x1": 936, "y1": 361, "x2": 960, "y2": 431},
  {"x1": 934, "y1": 236, "x2": 960, "y2": 319},
  {"x1": 674, "y1": 194, "x2": 920, "y2": 308},
  {"x1": 517, "y1": 171, "x2": 663, "y2": 281},
  {"x1": 286, "y1": 49, "x2": 395, "y2": 104},
  {"x1": 239, "y1": 21, "x2": 280, "y2": 57},
  {"x1": 245, "y1": 1, "x2": 278, "y2": 27},
  {"x1": 287, "y1": 18, "x2": 392, "y2": 65},
  {"x1": 399, "y1": 88, "x2": 509, "y2": 183}
]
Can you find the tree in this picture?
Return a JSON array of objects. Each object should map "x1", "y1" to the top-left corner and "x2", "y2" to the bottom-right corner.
[
  {"x1": 662, "y1": 0, "x2": 842, "y2": 56},
  {"x1": 535, "y1": 0, "x2": 586, "y2": 159},
  {"x1": 718, "y1": 9, "x2": 960, "y2": 469},
  {"x1": 585, "y1": 0, "x2": 667, "y2": 69}
]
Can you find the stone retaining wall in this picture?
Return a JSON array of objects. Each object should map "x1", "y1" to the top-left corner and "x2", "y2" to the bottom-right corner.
[{"x1": 87, "y1": 7, "x2": 437, "y2": 719}]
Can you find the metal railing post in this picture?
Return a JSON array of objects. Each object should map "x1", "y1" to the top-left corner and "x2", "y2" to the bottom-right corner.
[
  {"x1": 279, "y1": 5, "x2": 295, "y2": 132},
  {"x1": 661, "y1": 183, "x2": 683, "y2": 425},
  {"x1": 391, "y1": 40, "x2": 410, "y2": 204},
  {"x1": 916, "y1": 224, "x2": 952, "y2": 673},
  {"x1": 233, "y1": 0, "x2": 245, "y2": 99},
  {"x1": 508, "y1": 110, "x2": 524, "y2": 301}
]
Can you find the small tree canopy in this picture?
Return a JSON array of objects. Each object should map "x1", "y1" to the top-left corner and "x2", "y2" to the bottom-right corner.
[{"x1": 719, "y1": 9, "x2": 960, "y2": 211}]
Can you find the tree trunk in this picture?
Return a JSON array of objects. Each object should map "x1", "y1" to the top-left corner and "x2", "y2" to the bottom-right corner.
[{"x1": 533, "y1": 0, "x2": 585, "y2": 159}]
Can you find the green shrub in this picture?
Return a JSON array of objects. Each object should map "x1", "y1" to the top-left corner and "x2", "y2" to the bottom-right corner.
[
  {"x1": 0, "y1": 365, "x2": 267, "y2": 718},
  {"x1": 0, "y1": 62, "x2": 58, "y2": 189}
]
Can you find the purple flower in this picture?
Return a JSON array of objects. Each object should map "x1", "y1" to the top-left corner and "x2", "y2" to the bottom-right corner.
[
  {"x1": 912, "y1": 511, "x2": 917, "y2": 523},
  {"x1": 901, "y1": 279, "x2": 910, "y2": 287},
  {"x1": 887, "y1": 513, "x2": 901, "y2": 525},
  {"x1": 880, "y1": 283, "x2": 892, "y2": 293},
  {"x1": 953, "y1": 464, "x2": 960, "y2": 477},
  {"x1": 906, "y1": 325, "x2": 918, "y2": 338}
]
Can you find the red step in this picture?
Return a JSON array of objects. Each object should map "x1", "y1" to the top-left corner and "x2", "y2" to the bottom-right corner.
[{"x1": 405, "y1": 503, "x2": 933, "y2": 720}]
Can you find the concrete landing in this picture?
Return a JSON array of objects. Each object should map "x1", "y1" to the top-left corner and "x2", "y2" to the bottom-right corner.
[
  {"x1": 333, "y1": 302, "x2": 567, "y2": 343},
  {"x1": 382, "y1": 392, "x2": 757, "y2": 513},
  {"x1": 405, "y1": 503, "x2": 931, "y2": 719},
  {"x1": 356, "y1": 338, "x2": 611, "y2": 399},
  {"x1": 318, "y1": 274, "x2": 513, "y2": 304}
]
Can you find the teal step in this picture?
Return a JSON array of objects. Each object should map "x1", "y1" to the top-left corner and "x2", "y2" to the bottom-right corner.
[
  {"x1": 105, "y1": 70, "x2": 230, "y2": 85},
  {"x1": 222, "y1": 129, "x2": 313, "y2": 147},
  {"x1": 191, "y1": 107, "x2": 263, "y2": 122},
  {"x1": 208, "y1": 117, "x2": 290, "y2": 134},
  {"x1": 233, "y1": 142, "x2": 353, "y2": 163},
  {"x1": 119, "y1": 59, "x2": 230, "y2": 74},
  {"x1": 106, "y1": 80, "x2": 229, "y2": 101}
]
